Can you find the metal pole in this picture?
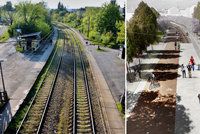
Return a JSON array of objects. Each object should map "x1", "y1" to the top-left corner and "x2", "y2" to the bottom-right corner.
[
  {"x1": 87, "y1": 16, "x2": 90, "y2": 38},
  {"x1": 0, "y1": 61, "x2": 7, "y2": 101},
  {"x1": 0, "y1": 62, "x2": 5, "y2": 93}
]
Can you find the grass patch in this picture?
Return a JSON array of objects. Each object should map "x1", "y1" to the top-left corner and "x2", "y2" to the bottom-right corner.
[
  {"x1": 116, "y1": 102, "x2": 124, "y2": 118},
  {"x1": 16, "y1": 44, "x2": 24, "y2": 53},
  {"x1": 0, "y1": 30, "x2": 9, "y2": 42}
]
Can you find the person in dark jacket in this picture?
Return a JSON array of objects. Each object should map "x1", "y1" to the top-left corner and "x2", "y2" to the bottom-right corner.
[
  {"x1": 187, "y1": 64, "x2": 192, "y2": 78},
  {"x1": 181, "y1": 64, "x2": 186, "y2": 78}
]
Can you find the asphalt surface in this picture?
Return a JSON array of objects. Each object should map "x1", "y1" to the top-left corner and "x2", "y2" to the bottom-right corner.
[
  {"x1": 87, "y1": 45, "x2": 125, "y2": 102},
  {"x1": 0, "y1": 39, "x2": 51, "y2": 97}
]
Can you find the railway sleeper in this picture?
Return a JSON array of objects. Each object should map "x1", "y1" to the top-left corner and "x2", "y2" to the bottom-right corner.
[
  {"x1": 77, "y1": 125, "x2": 91, "y2": 130},
  {"x1": 77, "y1": 128, "x2": 92, "y2": 133},
  {"x1": 77, "y1": 101, "x2": 88, "y2": 104},
  {"x1": 77, "y1": 106, "x2": 89, "y2": 110},
  {"x1": 77, "y1": 120, "x2": 90, "y2": 125},
  {"x1": 77, "y1": 108, "x2": 89, "y2": 111},
  {"x1": 77, "y1": 93, "x2": 87, "y2": 96},
  {"x1": 77, "y1": 116, "x2": 90, "y2": 120},
  {"x1": 77, "y1": 95, "x2": 87, "y2": 98},
  {"x1": 33, "y1": 103, "x2": 46, "y2": 107}
]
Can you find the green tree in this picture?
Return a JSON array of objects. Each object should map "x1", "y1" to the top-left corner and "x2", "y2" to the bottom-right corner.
[
  {"x1": 3, "y1": 1, "x2": 13, "y2": 11},
  {"x1": 1, "y1": 1, "x2": 14, "y2": 25},
  {"x1": 101, "y1": 32, "x2": 113, "y2": 45},
  {"x1": 1, "y1": 10, "x2": 15, "y2": 25},
  {"x1": 193, "y1": 2, "x2": 200, "y2": 20},
  {"x1": 8, "y1": 2, "x2": 51, "y2": 37},
  {"x1": 116, "y1": 21, "x2": 125, "y2": 44},
  {"x1": 127, "y1": 1, "x2": 158, "y2": 62},
  {"x1": 96, "y1": 3, "x2": 120, "y2": 35},
  {"x1": 16, "y1": 2, "x2": 49, "y2": 25},
  {"x1": 81, "y1": 7, "x2": 100, "y2": 37},
  {"x1": 127, "y1": 23, "x2": 145, "y2": 62},
  {"x1": 151, "y1": 7, "x2": 160, "y2": 18}
]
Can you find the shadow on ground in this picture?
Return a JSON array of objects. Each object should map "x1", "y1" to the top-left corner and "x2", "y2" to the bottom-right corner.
[
  {"x1": 127, "y1": 91, "x2": 175, "y2": 134},
  {"x1": 140, "y1": 71, "x2": 180, "y2": 81},
  {"x1": 147, "y1": 50, "x2": 181, "y2": 54},
  {"x1": 132, "y1": 63, "x2": 180, "y2": 71},
  {"x1": 140, "y1": 54, "x2": 180, "y2": 59},
  {"x1": 127, "y1": 92, "x2": 193, "y2": 134},
  {"x1": 175, "y1": 95, "x2": 193, "y2": 134}
]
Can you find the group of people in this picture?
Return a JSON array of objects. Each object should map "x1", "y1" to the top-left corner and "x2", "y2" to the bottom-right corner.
[{"x1": 181, "y1": 56, "x2": 195, "y2": 78}]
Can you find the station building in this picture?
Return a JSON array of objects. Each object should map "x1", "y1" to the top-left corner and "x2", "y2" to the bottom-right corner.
[{"x1": 19, "y1": 32, "x2": 41, "y2": 51}]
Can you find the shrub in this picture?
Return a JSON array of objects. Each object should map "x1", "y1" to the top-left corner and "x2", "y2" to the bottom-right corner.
[
  {"x1": 101, "y1": 32, "x2": 113, "y2": 45},
  {"x1": 0, "y1": 30, "x2": 10, "y2": 42},
  {"x1": 89, "y1": 31, "x2": 101, "y2": 42},
  {"x1": 36, "y1": 20, "x2": 51, "y2": 37}
]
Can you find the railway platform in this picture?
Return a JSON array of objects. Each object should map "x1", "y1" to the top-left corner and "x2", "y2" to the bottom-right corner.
[
  {"x1": 175, "y1": 44, "x2": 200, "y2": 133},
  {"x1": 0, "y1": 28, "x2": 58, "y2": 133}
]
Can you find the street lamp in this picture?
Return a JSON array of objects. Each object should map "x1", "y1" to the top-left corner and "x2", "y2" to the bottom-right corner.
[{"x1": 0, "y1": 59, "x2": 8, "y2": 102}]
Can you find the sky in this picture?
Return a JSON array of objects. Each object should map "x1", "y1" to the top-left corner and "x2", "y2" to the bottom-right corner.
[
  {"x1": 0, "y1": 0, "x2": 125, "y2": 9},
  {"x1": 127, "y1": 0, "x2": 199, "y2": 13},
  {"x1": 127, "y1": 0, "x2": 199, "y2": 20}
]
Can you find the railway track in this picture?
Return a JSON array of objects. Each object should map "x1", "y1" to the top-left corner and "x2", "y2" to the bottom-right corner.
[
  {"x1": 15, "y1": 25, "x2": 96, "y2": 133},
  {"x1": 39, "y1": 30, "x2": 73, "y2": 133},
  {"x1": 16, "y1": 31, "x2": 64, "y2": 134},
  {"x1": 67, "y1": 29, "x2": 96, "y2": 134}
]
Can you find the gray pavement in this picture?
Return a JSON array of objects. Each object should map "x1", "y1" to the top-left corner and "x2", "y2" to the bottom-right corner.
[
  {"x1": 160, "y1": 16, "x2": 200, "y2": 134},
  {"x1": 127, "y1": 43, "x2": 167, "y2": 117},
  {"x1": 0, "y1": 28, "x2": 58, "y2": 133},
  {"x1": 176, "y1": 43, "x2": 200, "y2": 134},
  {"x1": 86, "y1": 45, "x2": 125, "y2": 102}
]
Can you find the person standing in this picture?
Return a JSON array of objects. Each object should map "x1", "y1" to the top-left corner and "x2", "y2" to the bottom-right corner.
[
  {"x1": 181, "y1": 64, "x2": 186, "y2": 78},
  {"x1": 187, "y1": 64, "x2": 192, "y2": 78},
  {"x1": 178, "y1": 42, "x2": 180, "y2": 51},
  {"x1": 190, "y1": 56, "x2": 195, "y2": 71},
  {"x1": 174, "y1": 41, "x2": 177, "y2": 50}
]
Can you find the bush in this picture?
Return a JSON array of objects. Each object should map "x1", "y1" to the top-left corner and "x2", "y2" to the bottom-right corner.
[
  {"x1": 36, "y1": 20, "x2": 51, "y2": 37},
  {"x1": 101, "y1": 32, "x2": 113, "y2": 45},
  {"x1": 0, "y1": 30, "x2": 10, "y2": 42},
  {"x1": 89, "y1": 31, "x2": 101, "y2": 42},
  {"x1": 8, "y1": 20, "x2": 51, "y2": 38}
]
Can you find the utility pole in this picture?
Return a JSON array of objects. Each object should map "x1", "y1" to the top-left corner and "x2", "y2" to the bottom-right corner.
[
  {"x1": 0, "y1": 60, "x2": 8, "y2": 103},
  {"x1": 87, "y1": 16, "x2": 90, "y2": 38}
]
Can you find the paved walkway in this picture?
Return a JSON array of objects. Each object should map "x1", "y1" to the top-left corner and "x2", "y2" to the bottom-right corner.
[
  {"x1": 127, "y1": 42, "x2": 178, "y2": 134},
  {"x1": 0, "y1": 28, "x2": 58, "y2": 133},
  {"x1": 169, "y1": 21, "x2": 200, "y2": 134},
  {"x1": 175, "y1": 43, "x2": 200, "y2": 134},
  {"x1": 127, "y1": 43, "x2": 167, "y2": 116},
  {"x1": 86, "y1": 45, "x2": 125, "y2": 102}
]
